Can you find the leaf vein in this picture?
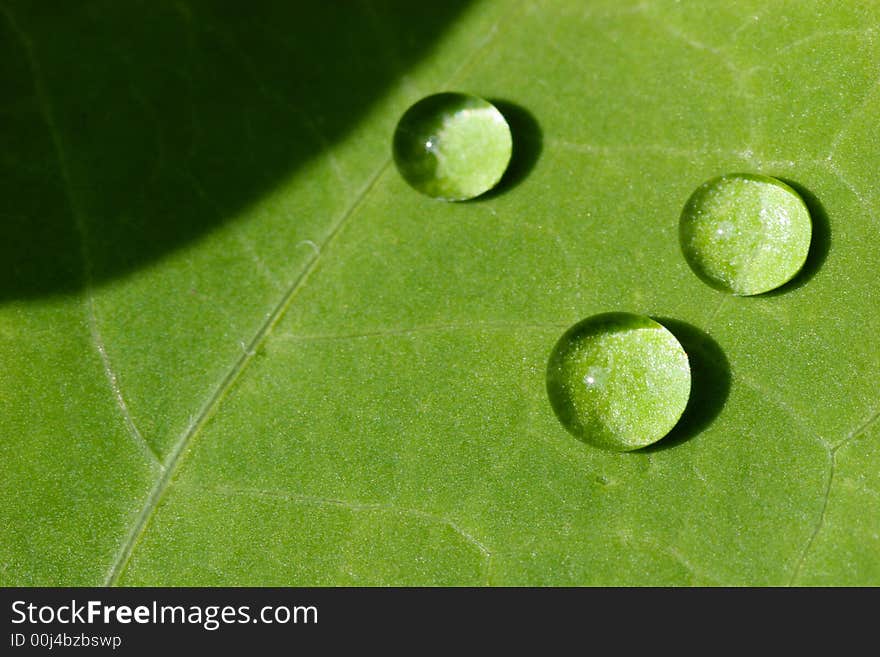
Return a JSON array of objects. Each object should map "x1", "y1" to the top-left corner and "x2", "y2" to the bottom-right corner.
[
  {"x1": 645, "y1": 10, "x2": 748, "y2": 83},
  {"x1": 639, "y1": 536, "x2": 723, "y2": 586},
  {"x1": 277, "y1": 320, "x2": 570, "y2": 343},
  {"x1": 547, "y1": 138, "x2": 751, "y2": 161},
  {"x1": 183, "y1": 170, "x2": 284, "y2": 291},
  {"x1": 734, "y1": 373, "x2": 830, "y2": 450},
  {"x1": 745, "y1": 26, "x2": 879, "y2": 76},
  {"x1": 189, "y1": 484, "x2": 493, "y2": 582},
  {"x1": 835, "y1": 405, "x2": 880, "y2": 453},
  {"x1": 824, "y1": 159, "x2": 879, "y2": 221},
  {"x1": 103, "y1": 157, "x2": 392, "y2": 585},
  {"x1": 0, "y1": 5, "x2": 160, "y2": 467},
  {"x1": 106, "y1": 1, "x2": 527, "y2": 584},
  {"x1": 827, "y1": 66, "x2": 880, "y2": 159},
  {"x1": 788, "y1": 450, "x2": 835, "y2": 585}
]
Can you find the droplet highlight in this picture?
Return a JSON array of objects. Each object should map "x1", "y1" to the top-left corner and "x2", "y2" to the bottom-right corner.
[
  {"x1": 679, "y1": 173, "x2": 812, "y2": 295},
  {"x1": 392, "y1": 92, "x2": 512, "y2": 201},
  {"x1": 546, "y1": 313, "x2": 691, "y2": 452}
]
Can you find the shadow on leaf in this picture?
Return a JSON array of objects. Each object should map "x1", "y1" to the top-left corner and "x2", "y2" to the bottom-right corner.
[
  {"x1": 0, "y1": 1, "x2": 472, "y2": 300},
  {"x1": 642, "y1": 317, "x2": 731, "y2": 452},
  {"x1": 474, "y1": 99, "x2": 542, "y2": 201}
]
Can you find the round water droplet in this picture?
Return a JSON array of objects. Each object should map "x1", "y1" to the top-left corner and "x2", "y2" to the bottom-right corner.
[
  {"x1": 392, "y1": 92, "x2": 512, "y2": 201},
  {"x1": 546, "y1": 313, "x2": 691, "y2": 452},
  {"x1": 679, "y1": 173, "x2": 812, "y2": 295}
]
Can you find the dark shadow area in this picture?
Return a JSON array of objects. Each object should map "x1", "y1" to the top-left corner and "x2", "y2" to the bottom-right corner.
[
  {"x1": 475, "y1": 99, "x2": 542, "y2": 200},
  {"x1": 642, "y1": 317, "x2": 731, "y2": 452},
  {"x1": 0, "y1": 1, "x2": 471, "y2": 300},
  {"x1": 760, "y1": 178, "x2": 831, "y2": 296}
]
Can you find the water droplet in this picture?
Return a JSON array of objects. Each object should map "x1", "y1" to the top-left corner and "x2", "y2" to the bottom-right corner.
[
  {"x1": 582, "y1": 366, "x2": 608, "y2": 390},
  {"x1": 679, "y1": 173, "x2": 812, "y2": 295},
  {"x1": 392, "y1": 92, "x2": 512, "y2": 201},
  {"x1": 546, "y1": 313, "x2": 691, "y2": 452}
]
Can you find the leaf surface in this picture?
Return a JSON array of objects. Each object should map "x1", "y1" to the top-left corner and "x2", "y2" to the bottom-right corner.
[{"x1": 2, "y1": 0, "x2": 878, "y2": 586}]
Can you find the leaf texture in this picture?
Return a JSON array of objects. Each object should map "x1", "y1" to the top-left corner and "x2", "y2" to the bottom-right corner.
[{"x1": 2, "y1": 0, "x2": 878, "y2": 586}]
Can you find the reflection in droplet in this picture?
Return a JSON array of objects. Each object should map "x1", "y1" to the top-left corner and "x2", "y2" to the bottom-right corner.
[
  {"x1": 392, "y1": 92, "x2": 512, "y2": 201},
  {"x1": 679, "y1": 173, "x2": 812, "y2": 295},
  {"x1": 582, "y1": 366, "x2": 607, "y2": 390},
  {"x1": 546, "y1": 313, "x2": 691, "y2": 452}
]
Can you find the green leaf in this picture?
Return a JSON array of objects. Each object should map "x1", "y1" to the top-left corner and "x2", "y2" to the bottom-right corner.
[{"x1": 2, "y1": 0, "x2": 878, "y2": 586}]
